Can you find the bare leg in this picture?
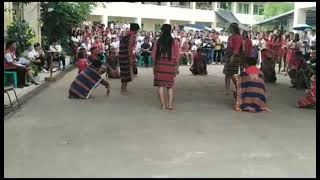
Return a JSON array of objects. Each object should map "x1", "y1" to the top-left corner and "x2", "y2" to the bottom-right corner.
[
  {"x1": 278, "y1": 57, "x2": 281, "y2": 73},
  {"x1": 225, "y1": 74, "x2": 230, "y2": 95},
  {"x1": 121, "y1": 82, "x2": 129, "y2": 95},
  {"x1": 167, "y1": 87, "x2": 174, "y2": 111},
  {"x1": 282, "y1": 57, "x2": 287, "y2": 72},
  {"x1": 231, "y1": 75, "x2": 237, "y2": 90},
  {"x1": 158, "y1": 86, "x2": 165, "y2": 110},
  {"x1": 26, "y1": 69, "x2": 38, "y2": 85}
]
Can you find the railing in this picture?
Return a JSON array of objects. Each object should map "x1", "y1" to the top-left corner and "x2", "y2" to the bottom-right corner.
[
  {"x1": 196, "y1": 2, "x2": 213, "y2": 10},
  {"x1": 141, "y1": 2, "x2": 166, "y2": 6},
  {"x1": 170, "y1": 2, "x2": 191, "y2": 8}
]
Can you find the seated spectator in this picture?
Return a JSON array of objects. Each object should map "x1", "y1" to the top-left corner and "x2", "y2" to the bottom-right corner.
[
  {"x1": 69, "y1": 61, "x2": 110, "y2": 99},
  {"x1": 140, "y1": 38, "x2": 151, "y2": 67},
  {"x1": 297, "y1": 74, "x2": 316, "y2": 108},
  {"x1": 49, "y1": 39, "x2": 66, "y2": 70},
  {"x1": 234, "y1": 57, "x2": 270, "y2": 112},
  {"x1": 106, "y1": 47, "x2": 120, "y2": 78},
  {"x1": 190, "y1": 48, "x2": 207, "y2": 75},
  {"x1": 4, "y1": 40, "x2": 38, "y2": 88},
  {"x1": 22, "y1": 43, "x2": 48, "y2": 73}
]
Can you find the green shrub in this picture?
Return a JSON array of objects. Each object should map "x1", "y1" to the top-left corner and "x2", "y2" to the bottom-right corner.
[{"x1": 6, "y1": 20, "x2": 36, "y2": 55}]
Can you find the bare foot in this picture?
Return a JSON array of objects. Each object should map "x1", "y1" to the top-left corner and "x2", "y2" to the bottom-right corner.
[
  {"x1": 120, "y1": 89, "x2": 129, "y2": 95},
  {"x1": 160, "y1": 105, "x2": 166, "y2": 111},
  {"x1": 165, "y1": 107, "x2": 175, "y2": 112}
]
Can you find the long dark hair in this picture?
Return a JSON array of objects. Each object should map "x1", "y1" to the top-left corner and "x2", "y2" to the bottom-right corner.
[
  {"x1": 156, "y1": 24, "x2": 173, "y2": 60},
  {"x1": 293, "y1": 33, "x2": 300, "y2": 42},
  {"x1": 229, "y1": 23, "x2": 240, "y2": 35}
]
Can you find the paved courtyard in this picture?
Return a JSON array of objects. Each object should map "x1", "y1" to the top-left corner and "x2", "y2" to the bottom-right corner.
[{"x1": 4, "y1": 65, "x2": 316, "y2": 178}]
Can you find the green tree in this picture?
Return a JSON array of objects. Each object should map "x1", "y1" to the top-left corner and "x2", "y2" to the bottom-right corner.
[
  {"x1": 263, "y1": 3, "x2": 294, "y2": 19},
  {"x1": 40, "y1": 2, "x2": 98, "y2": 54},
  {"x1": 6, "y1": 20, "x2": 36, "y2": 55}
]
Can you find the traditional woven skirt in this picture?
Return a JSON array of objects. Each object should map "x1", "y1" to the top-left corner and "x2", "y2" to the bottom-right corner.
[
  {"x1": 154, "y1": 57, "x2": 177, "y2": 88},
  {"x1": 235, "y1": 72, "x2": 269, "y2": 112},
  {"x1": 297, "y1": 90, "x2": 316, "y2": 108},
  {"x1": 223, "y1": 50, "x2": 240, "y2": 75},
  {"x1": 69, "y1": 66, "x2": 102, "y2": 99}
]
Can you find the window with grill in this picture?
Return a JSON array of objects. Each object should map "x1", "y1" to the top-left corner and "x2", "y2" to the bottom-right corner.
[
  {"x1": 237, "y1": 3, "x2": 249, "y2": 14},
  {"x1": 220, "y1": 2, "x2": 232, "y2": 11},
  {"x1": 253, "y1": 4, "x2": 264, "y2": 15}
]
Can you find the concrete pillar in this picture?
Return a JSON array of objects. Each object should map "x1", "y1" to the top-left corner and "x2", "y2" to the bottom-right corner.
[
  {"x1": 166, "y1": 2, "x2": 170, "y2": 7},
  {"x1": 250, "y1": 2, "x2": 254, "y2": 15},
  {"x1": 23, "y1": 2, "x2": 41, "y2": 44},
  {"x1": 192, "y1": 2, "x2": 196, "y2": 9},
  {"x1": 101, "y1": 15, "x2": 108, "y2": 26},
  {"x1": 233, "y1": 2, "x2": 237, "y2": 13},
  {"x1": 135, "y1": 17, "x2": 142, "y2": 27},
  {"x1": 293, "y1": 9, "x2": 306, "y2": 27},
  {"x1": 212, "y1": 2, "x2": 217, "y2": 28}
]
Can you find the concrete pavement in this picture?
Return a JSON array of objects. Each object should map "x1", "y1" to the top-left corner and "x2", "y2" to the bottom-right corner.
[{"x1": 4, "y1": 65, "x2": 316, "y2": 178}]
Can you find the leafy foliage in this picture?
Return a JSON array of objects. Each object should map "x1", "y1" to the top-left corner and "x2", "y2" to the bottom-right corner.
[
  {"x1": 263, "y1": 3, "x2": 294, "y2": 19},
  {"x1": 40, "y1": 2, "x2": 97, "y2": 54},
  {"x1": 6, "y1": 20, "x2": 36, "y2": 55}
]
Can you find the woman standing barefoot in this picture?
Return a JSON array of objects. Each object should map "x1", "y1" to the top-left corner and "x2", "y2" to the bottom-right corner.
[
  {"x1": 222, "y1": 23, "x2": 243, "y2": 95},
  {"x1": 152, "y1": 24, "x2": 180, "y2": 111}
]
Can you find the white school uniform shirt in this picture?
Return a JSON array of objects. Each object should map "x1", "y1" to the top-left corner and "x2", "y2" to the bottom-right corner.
[{"x1": 50, "y1": 44, "x2": 62, "y2": 53}]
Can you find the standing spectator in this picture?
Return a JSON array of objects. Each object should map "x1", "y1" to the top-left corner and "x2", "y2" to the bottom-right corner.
[
  {"x1": 80, "y1": 37, "x2": 92, "y2": 55},
  {"x1": 240, "y1": 30, "x2": 252, "y2": 72},
  {"x1": 300, "y1": 30, "x2": 311, "y2": 61},
  {"x1": 214, "y1": 35, "x2": 223, "y2": 64},
  {"x1": 285, "y1": 33, "x2": 301, "y2": 76},
  {"x1": 140, "y1": 38, "x2": 151, "y2": 67},
  {"x1": 308, "y1": 29, "x2": 316, "y2": 47}
]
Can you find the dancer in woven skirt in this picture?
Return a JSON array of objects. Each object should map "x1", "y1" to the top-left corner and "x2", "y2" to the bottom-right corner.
[
  {"x1": 223, "y1": 23, "x2": 243, "y2": 95},
  {"x1": 152, "y1": 24, "x2": 180, "y2": 111},
  {"x1": 234, "y1": 57, "x2": 270, "y2": 112},
  {"x1": 297, "y1": 74, "x2": 316, "y2": 108},
  {"x1": 69, "y1": 61, "x2": 110, "y2": 99},
  {"x1": 118, "y1": 23, "x2": 139, "y2": 95}
]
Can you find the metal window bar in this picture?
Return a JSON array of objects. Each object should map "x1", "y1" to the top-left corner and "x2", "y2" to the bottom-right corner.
[
  {"x1": 170, "y1": 2, "x2": 191, "y2": 8},
  {"x1": 196, "y1": 2, "x2": 213, "y2": 10}
]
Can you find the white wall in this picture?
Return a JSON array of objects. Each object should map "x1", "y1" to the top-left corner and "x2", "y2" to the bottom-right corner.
[
  {"x1": 234, "y1": 13, "x2": 264, "y2": 25},
  {"x1": 295, "y1": 2, "x2": 316, "y2": 10},
  {"x1": 23, "y1": 2, "x2": 41, "y2": 44},
  {"x1": 91, "y1": 2, "x2": 215, "y2": 24}
]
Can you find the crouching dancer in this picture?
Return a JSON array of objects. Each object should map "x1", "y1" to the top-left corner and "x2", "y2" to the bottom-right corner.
[{"x1": 69, "y1": 61, "x2": 110, "y2": 99}]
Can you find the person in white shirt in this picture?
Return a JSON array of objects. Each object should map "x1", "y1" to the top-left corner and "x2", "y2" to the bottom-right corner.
[
  {"x1": 80, "y1": 37, "x2": 92, "y2": 55},
  {"x1": 49, "y1": 39, "x2": 66, "y2": 70},
  {"x1": 300, "y1": 30, "x2": 311, "y2": 59},
  {"x1": 110, "y1": 37, "x2": 120, "y2": 54},
  {"x1": 308, "y1": 29, "x2": 316, "y2": 47}
]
